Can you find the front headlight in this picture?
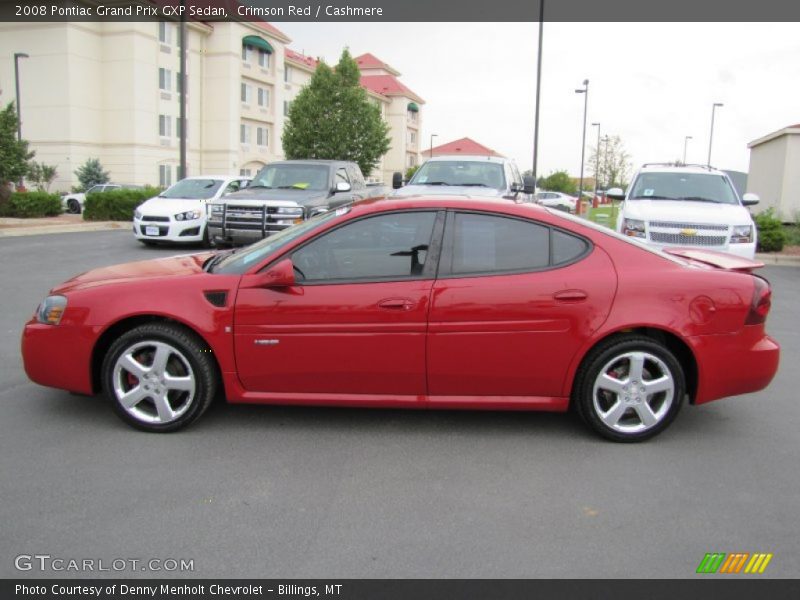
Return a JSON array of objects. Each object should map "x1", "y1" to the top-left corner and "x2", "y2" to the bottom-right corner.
[
  {"x1": 730, "y1": 225, "x2": 753, "y2": 244},
  {"x1": 622, "y1": 218, "x2": 646, "y2": 239},
  {"x1": 276, "y1": 206, "x2": 304, "y2": 216},
  {"x1": 174, "y1": 210, "x2": 202, "y2": 221},
  {"x1": 210, "y1": 204, "x2": 224, "y2": 214},
  {"x1": 134, "y1": 209, "x2": 143, "y2": 220},
  {"x1": 37, "y1": 295, "x2": 67, "y2": 325}
]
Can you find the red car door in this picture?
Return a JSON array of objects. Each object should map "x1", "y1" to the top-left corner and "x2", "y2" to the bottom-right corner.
[
  {"x1": 234, "y1": 210, "x2": 444, "y2": 397},
  {"x1": 427, "y1": 211, "x2": 617, "y2": 403}
]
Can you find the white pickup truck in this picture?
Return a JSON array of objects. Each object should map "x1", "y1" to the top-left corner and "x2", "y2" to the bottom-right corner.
[{"x1": 610, "y1": 164, "x2": 760, "y2": 259}]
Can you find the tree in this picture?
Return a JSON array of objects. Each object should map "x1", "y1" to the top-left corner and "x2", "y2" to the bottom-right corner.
[
  {"x1": 589, "y1": 135, "x2": 632, "y2": 189},
  {"x1": 536, "y1": 170, "x2": 577, "y2": 195},
  {"x1": 27, "y1": 161, "x2": 58, "y2": 192},
  {"x1": 74, "y1": 158, "x2": 110, "y2": 191},
  {"x1": 405, "y1": 165, "x2": 420, "y2": 181},
  {"x1": 282, "y1": 49, "x2": 391, "y2": 177},
  {"x1": 0, "y1": 102, "x2": 35, "y2": 206}
]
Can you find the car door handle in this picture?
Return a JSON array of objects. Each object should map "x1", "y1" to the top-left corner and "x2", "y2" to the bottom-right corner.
[
  {"x1": 378, "y1": 298, "x2": 415, "y2": 310},
  {"x1": 554, "y1": 290, "x2": 588, "y2": 303}
]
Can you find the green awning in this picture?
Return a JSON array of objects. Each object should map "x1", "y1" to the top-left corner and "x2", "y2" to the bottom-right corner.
[
  {"x1": 407, "y1": 102, "x2": 419, "y2": 112},
  {"x1": 242, "y1": 35, "x2": 274, "y2": 54}
]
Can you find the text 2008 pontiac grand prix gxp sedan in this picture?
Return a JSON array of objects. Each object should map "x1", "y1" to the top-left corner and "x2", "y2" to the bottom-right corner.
[{"x1": 22, "y1": 197, "x2": 779, "y2": 441}]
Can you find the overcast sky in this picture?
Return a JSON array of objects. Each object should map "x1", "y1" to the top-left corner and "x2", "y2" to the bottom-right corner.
[{"x1": 279, "y1": 22, "x2": 800, "y2": 180}]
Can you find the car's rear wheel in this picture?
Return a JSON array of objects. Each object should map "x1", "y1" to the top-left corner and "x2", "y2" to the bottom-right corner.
[
  {"x1": 101, "y1": 323, "x2": 217, "y2": 432},
  {"x1": 67, "y1": 199, "x2": 81, "y2": 214},
  {"x1": 573, "y1": 336, "x2": 685, "y2": 442}
]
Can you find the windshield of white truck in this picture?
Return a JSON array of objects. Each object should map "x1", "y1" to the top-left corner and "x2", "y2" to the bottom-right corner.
[
  {"x1": 409, "y1": 160, "x2": 506, "y2": 189},
  {"x1": 628, "y1": 172, "x2": 739, "y2": 204},
  {"x1": 250, "y1": 164, "x2": 330, "y2": 191}
]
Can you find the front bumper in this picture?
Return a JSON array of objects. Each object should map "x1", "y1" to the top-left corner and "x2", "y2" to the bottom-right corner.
[
  {"x1": 22, "y1": 319, "x2": 95, "y2": 395},
  {"x1": 133, "y1": 218, "x2": 206, "y2": 243}
]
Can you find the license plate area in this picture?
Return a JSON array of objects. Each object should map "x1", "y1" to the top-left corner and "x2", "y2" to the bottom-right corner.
[{"x1": 145, "y1": 226, "x2": 160, "y2": 236}]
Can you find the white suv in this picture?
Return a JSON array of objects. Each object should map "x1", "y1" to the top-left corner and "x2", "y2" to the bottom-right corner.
[{"x1": 610, "y1": 164, "x2": 760, "y2": 259}]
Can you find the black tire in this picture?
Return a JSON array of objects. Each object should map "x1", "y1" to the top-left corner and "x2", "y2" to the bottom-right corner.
[
  {"x1": 67, "y1": 199, "x2": 81, "y2": 214},
  {"x1": 573, "y1": 335, "x2": 685, "y2": 442},
  {"x1": 101, "y1": 323, "x2": 218, "y2": 432},
  {"x1": 201, "y1": 225, "x2": 212, "y2": 248}
]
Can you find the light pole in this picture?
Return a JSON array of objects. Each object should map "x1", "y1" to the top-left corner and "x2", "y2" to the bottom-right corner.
[
  {"x1": 707, "y1": 102, "x2": 723, "y2": 167},
  {"x1": 531, "y1": 0, "x2": 545, "y2": 184},
  {"x1": 14, "y1": 52, "x2": 29, "y2": 189},
  {"x1": 575, "y1": 79, "x2": 589, "y2": 214},
  {"x1": 429, "y1": 134, "x2": 438, "y2": 159},
  {"x1": 683, "y1": 135, "x2": 692, "y2": 164},
  {"x1": 591, "y1": 122, "x2": 600, "y2": 198}
]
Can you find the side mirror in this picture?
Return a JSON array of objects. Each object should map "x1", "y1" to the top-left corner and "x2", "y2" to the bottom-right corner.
[
  {"x1": 335, "y1": 181, "x2": 351, "y2": 193},
  {"x1": 242, "y1": 258, "x2": 296, "y2": 289},
  {"x1": 606, "y1": 187, "x2": 625, "y2": 201},
  {"x1": 392, "y1": 172, "x2": 404, "y2": 189},
  {"x1": 522, "y1": 175, "x2": 536, "y2": 194},
  {"x1": 742, "y1": 193, "x2": 760, "y2": 206}
]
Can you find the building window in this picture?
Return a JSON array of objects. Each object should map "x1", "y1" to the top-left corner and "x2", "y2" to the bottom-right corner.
[
  {"x1": 240, "y1": 123, "x2": 250, "y2": 144},
  {"x1": 158, "y1": 22, "x2": 172, "y2": 44},
  {"x1": 159, "y1": 165, "x2": 172, "y2": 188},
  {"x1": 408, "y1": 110, "x2": 418, "y2": 123},
  {"x1": 159, "y1": 68, "x2": 171, "y2": 92},
  {"x1": 159, "y1": 114, "x2": 171, "y2": 137},
  {"x1": 257, "y1": 87, "x2": 269, "y2": 108},
  {"x1": 258, "y1": 49, "x2": 270, "y2": 69},
  {"x1": 284, "y1": 65, "x2": 291, "y2": 83},
  {"x1": 256, "y1": 127, "x2": 269, "y2": 147},
  {"x1": 408, "y1": 131, "x2": 417, "y2": 145},
  {"x1": 240, "y1": 168, "x2": 252, "y2": 177},
  {"x1": 241, "y1": 83, "x2": 252, "y2": 104},
  {"x1": 407, "y1": 154, "x2": 417, "y2": 168},
  {"x1": 283, "y1": 100, "x2": 290, "y2": 116},
  {"x1": 242, "y1": 45, "x2": 253, "y2": 62}
]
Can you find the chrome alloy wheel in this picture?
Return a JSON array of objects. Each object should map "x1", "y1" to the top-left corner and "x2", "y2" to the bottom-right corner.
[
  {"x1": 112, "y1": 340, "x2": 196, "y2": 425},
  {"x1": 591, "y1": 351, "x2": 675, "y2": 434}
]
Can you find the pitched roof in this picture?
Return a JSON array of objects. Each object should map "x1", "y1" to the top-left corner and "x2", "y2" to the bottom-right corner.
[
  {"x1": 748, "y1": 123, "x2": 800, "y2": 148},
  {"x1": 248, "y1": 21, "x2": 290, "y2": 42},
  {"x1": 285, "y1": 48, "x2": 319, "y2": 70},
  {"x1": 355, "y1": 53, "x2": 400, "y2": 75},
  {"x1": 359, "y1": 75, "x2": 424, "y2": 103},
  {"x1": 421, "y1": 137, "x2": 503, "y2": 157}
]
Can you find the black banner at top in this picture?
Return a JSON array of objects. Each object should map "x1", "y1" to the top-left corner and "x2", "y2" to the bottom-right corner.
[{"x1": 2, "y1": 0, "x2": 800, "y2": 22}]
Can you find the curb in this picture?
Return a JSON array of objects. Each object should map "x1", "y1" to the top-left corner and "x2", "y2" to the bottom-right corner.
[
  {"x1": 0, "y1": 221, "x2": 132, "y2": 238},
  {"x1": 755, "y1": 253, "x2": 800, "y2": 267}
]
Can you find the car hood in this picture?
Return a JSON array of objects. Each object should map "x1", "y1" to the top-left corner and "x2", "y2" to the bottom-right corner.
[
  {"x1": 51, "y1": 253, "x2": 215, "y2": 293},
  {"x1": 220, "y1": 188, "x2": 330, "y2": 206},
  {"x1": 390, "y1": 185, "x2": 504, "y2": 198},
  {"x1": 137, "y1": 197, "x2": 209, "y2": 216},
  {"x1": 623, "y1": 199, "x2": 752, "y2": 225}
]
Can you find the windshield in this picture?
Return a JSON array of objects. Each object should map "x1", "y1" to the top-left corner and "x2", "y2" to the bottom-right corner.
[
  {"x1": 628, "y1": 172, "x2": 739, "y2": 204},
  {"x1": 251, "y1": 164, "x2": 330, "y2": 191},
  {"x1": 160, "y1": 178, "x2": 223, "y2": 200},
  {"x1": 409, "y1": 160, "x2": 506, "y2": 189},
  {"x1": 213, "y1": 210, "x2": 342, "y2": 275}
]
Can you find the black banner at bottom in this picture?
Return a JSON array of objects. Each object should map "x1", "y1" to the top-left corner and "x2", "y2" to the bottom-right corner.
[{"x1": 4, "y1": 579, "x2": 800, "y2": 600}]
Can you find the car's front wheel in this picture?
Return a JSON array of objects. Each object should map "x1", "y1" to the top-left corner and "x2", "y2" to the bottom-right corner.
[
  {"x1": 101, "y1": 323, "x2": 217, "y2": 432},
  {"x1": 67, "y1": 199, "x2": 81, "y2": 214},
  {"x1": 573, "y1": 335, "x2": 685, "y2": 442}
]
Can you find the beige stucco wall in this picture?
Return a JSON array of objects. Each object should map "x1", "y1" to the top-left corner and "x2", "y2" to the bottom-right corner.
[{"x1": 747, "y1": 132, "x2": 800, "y2": 221}]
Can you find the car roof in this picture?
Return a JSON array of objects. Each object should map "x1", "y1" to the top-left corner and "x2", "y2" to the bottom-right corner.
[{"x1": 424, "y1": 155, "x2": 510, "y2": 165}]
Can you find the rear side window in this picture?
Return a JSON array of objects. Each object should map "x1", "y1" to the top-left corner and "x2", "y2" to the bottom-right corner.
[{"x1": 447, "y1": 212, "x2": 590, "y2": 276}]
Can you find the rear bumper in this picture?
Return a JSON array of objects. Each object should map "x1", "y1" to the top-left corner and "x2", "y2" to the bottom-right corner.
[{"x1": 691, "y1": 328, "x2": 780, "y2": 405}]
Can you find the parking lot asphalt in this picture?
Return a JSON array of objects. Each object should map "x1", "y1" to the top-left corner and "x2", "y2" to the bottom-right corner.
[{"x1": 1, "y1": 230, "x2": 798, "y2": 579}]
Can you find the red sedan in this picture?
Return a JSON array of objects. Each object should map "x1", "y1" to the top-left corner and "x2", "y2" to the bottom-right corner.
[{"x1": 21, "y1": 198, "x2": 779, "y2": 441}]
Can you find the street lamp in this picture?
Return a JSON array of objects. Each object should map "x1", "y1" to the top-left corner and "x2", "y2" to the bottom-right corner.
[
  {"x1": 429, "y1": 134, "x2": 438, "y2": 158},
  {"x1": 591, "y1": 122, "x2": 600, "y2": 197},
  {"x1": 683, "y1": 135, "x2": 693, "y2": 164},
  {"x1": 575, "y1": 79, "x2": 589, "y2": 214},
  {"x1": 707, "y1": 103, "x2": 723, "y2": 167},
  {"x1": 14, "y1": 52, "x2": 29, "y2": 189},
  {"x1": 531, "y1": 0, "x2": 545, "y2": 183}
]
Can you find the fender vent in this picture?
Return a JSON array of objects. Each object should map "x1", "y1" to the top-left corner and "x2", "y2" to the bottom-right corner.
[{"x1": 204, "y1": 291, "x2": 228, "y2": 307}]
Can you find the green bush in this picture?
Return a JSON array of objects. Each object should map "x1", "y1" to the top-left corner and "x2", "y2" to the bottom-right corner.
[
  {"x1": 0, "y1": 191, "x2": 62, "y2": 217},
  {"x1": 754, "y1": 209, "x2": 787, "y2": 253},
  {"x1": 83, "y1": 187, "x2": 160, "y2": 221}
]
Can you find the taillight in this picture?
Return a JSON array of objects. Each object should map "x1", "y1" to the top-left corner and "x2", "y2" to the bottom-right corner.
[{"x1": 745, "y1": 276, "x2": 772, "y2": 325}]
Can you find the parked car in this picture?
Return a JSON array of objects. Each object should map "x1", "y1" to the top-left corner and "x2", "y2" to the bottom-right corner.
[
  {"x1": 133, "y1": 176, "x2": 250, "y2": 247},
  {"x1": 390, "y1": 155, "x2": 532, "y2": 200},
  {"x1": 62, "y1": 184, "x2": 143, "y2": 214},
  {"x1": 534, "y1": 191, "x2": 578, "y2": 212},
  {"x1": 207, "y1": 160, "x2": 384, "y2": 246},
  {"x1": 21, "y1": 197, "x2": 779, "y2": 441},
  {"x1": 611, "y1": 164, "x2": 760, "y2": 259}
]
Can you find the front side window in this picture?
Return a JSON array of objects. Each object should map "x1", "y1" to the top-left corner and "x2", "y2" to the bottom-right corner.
[
  {"x1": 335, "y1": 167, "x2": 350, "y2": 186},
  {"x1": 292, "y1": 212, "x2": 438, "y2": 283}
]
